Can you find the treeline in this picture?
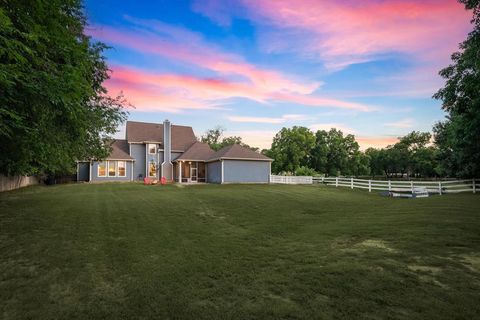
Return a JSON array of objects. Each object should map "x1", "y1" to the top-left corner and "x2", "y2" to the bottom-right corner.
[{"x1": 262, "y1": 127, "x2": 439, "y2": 178}]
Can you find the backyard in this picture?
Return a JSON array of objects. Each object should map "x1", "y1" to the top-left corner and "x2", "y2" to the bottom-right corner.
[{"x1": 1, "y1": 183, "x2": 479, "y2": 319}]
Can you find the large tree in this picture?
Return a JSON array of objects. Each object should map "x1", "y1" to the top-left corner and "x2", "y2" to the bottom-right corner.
[
  {"x1": 0, "y1": 0, "x2": 127, "y2": 176},
  {"x1": 310, "y1": 129, "x2": 369, "y2": 176},
  {"x1": 201, "y1": 126, "x2": 259, "y2": 151},
  {"x1": 433, "y1": 0, "x2": 480, "y2": 177},
  {"x1": 267, "y1": 126, "x2": 316, "y2": 173}
]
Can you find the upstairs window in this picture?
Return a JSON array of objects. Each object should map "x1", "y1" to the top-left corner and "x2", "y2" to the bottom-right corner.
[{"x1": 148, "y1": 144, "x2": 156, "y2": 154}]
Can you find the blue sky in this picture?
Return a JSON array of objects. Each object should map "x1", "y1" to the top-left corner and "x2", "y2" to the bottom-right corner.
[{"x1": 85, "y1": 0, "x2": 472, "y2": 149}]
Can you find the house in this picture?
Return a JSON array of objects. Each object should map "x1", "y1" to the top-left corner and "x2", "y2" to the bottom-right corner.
[{"x1": 77, "y1": 120, "x2": 272, "y2": 184}]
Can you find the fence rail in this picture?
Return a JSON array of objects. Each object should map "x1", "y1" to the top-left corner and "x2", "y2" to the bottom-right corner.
[{"x1": 270, "y1": 175, "x2": 478, "y2": 194}]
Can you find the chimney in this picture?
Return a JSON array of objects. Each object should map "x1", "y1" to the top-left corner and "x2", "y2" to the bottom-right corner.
[{"x1": 161, "y1": 119, "x2": 173, "y2": 180}]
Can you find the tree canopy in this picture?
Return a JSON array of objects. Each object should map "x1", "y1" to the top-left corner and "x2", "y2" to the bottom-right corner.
[
  {"x1": 433, "y1": 0, "x2": 480, "y2": 177},
  {"x1": 0, "y1": 0, "x2": 128, "y2": 176},
  {"x1": 200, "y1": 126, "x2": 258, "y2": 152}
]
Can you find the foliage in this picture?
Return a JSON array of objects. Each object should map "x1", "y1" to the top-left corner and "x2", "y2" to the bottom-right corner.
[
  {"x1": 267, "y1": 127, "x2": 368, "y2": 176},
  {"x1": 433, "y1": 0, "x2": 480, "y2": 177},
  {"x1": 201, "y1": 126, "x2": 259, "y2": 151},
  {"x1": 366, "y1": 132, "x2": 438, "y2": 178},
  {"x1": 294, "y1": 166, "x2": 317, "y2": 176},
  {"x1": 0, "y1": 0, "x2": 128, "y2": 176},
  {"x1": 267, "y1": 126, "x2": 316, "y2": 173}
]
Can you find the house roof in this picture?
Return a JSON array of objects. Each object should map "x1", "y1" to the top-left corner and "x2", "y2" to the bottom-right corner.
[
  {"x1": 126, "y1": 121, "x2": 196, "y2": 151},
  {"x1": 107, "y1": 139, "x2": 134, "y2": 160},
  {"x1": 174, "y1": 141, "x2": 215, "y2": 161},
  {"x1": 207, "y1": 144, "x2": 272, "y2": 162}
]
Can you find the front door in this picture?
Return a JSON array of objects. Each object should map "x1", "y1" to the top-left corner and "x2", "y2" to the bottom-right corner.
[{"x1": 191, "y1": 163, "x2": 197, "y2": 182}]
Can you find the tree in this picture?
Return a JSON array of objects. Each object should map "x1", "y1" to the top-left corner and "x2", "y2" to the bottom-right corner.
[
  {"x1": 433, "y1": 0, "x2": 480, "y2": 177},
  {"x1": 310, "y1": 129, "x2": 368, "y2": 176},
  {"x1": 365, "y1": 148, "x2": 385, "y2": 177},
  {"x1": 310, "y1": 130, "x2": 329, "y2": 174},
  {"x1": 201, "y1": 126, "x2": 224, "y2": 151},
  {"x1": 267, "y1": 126, "x2": 316, "y2": 173},
  {"x1": 201, "y1": 127, "x2": 259, "y2": 151},
  {"x1": 0, "y1": 0, "x2": 128, "y2": 176}
]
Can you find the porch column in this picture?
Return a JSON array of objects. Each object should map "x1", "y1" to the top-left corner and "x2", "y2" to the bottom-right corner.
[{"x1": 179, "y1": 161, "x2": 182, "y2": 183}]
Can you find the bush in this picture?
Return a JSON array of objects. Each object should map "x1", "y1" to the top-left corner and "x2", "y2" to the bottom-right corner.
[{"x1": 294, "y1": 166, "x2": 317, "y2": 176}]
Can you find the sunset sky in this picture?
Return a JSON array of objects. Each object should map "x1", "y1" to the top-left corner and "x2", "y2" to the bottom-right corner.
[{"x1": 85, "y1": 0, "x2": 472, "y2": 150}]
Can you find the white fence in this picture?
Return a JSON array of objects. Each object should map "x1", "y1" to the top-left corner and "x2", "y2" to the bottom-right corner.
[
  {"x1": 270, "y1": 175, "x2": 478, "y2": 194},
  {"x1": 270, "y1": 175, "x2": 313, "y2": 184}
]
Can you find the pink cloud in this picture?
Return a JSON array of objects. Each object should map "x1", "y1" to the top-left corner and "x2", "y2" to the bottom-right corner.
[
  {"x1": 239, "y1": 0, "x2": 471, "y2": 70},
  {"x1": 106, "y1": 65, "x2": 375, "y2": 112},
  {"x1": 227, "y1": 114, "x2": 309, "y2": 124},
  {"x1": 356, "y1": 136, "x2": 399, "y2": 150},
  {"x1": 87, "y1": 23, "x2": 320, "y2": 95}
]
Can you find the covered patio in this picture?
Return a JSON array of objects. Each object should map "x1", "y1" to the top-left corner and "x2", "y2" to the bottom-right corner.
[{"x1": 174, "y1": 161, "x2": 206, "y2": 183}]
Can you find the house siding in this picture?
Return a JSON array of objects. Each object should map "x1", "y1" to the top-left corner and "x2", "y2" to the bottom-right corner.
[
  {"x1": 130, "y1": 144, "x2": 146, "y2": 180},
  {"x1": 223, "y1": 160, "x2": 270, "y2": 183},
  {"x1": 206, "y1": 161, "x2": 222, "y2": 183},
  {"x1": 91, "y1": 161, "x2": 133, "y2": 182}
]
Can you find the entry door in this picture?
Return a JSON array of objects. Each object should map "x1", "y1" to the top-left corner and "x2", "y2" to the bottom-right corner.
[{"x1": 191, "y1": 164, "x2": 197, "y2": 182}]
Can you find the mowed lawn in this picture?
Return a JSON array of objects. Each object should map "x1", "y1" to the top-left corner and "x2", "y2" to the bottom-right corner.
[{"x1": 1, "y1": 183, "x2": 480, "y2": 319}]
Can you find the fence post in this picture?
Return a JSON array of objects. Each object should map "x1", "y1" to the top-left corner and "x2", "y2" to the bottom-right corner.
[
  {"x1": 336, "y1": 177, "x2": 338, "y2": 187},
  {"x1": 368, "y1": 180, "x2": 371, "y2": 192},
  {"x1": 388, "y1": 180, "x2": 391, "y2": 191},
  {"x1": 473, "y1": 179, "x2": 476, "y2": 194},
  {"x1": 411, "y1": 181, "x2": 414, "y2": 193},
  {"x1": 351, "y1": 177, "x2": 354, "y2": 189},
  {"x1": 438, "y1": 181, "x2": 442, "y2": 195}
]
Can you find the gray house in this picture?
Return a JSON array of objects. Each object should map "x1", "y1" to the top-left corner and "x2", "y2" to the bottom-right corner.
[{"x1": 77, "y1": 120, "x2": 272, "y2": 184}]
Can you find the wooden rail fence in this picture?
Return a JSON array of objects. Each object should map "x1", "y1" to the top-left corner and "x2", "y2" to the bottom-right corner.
[{"x1": 270, "y1": 175, "x2": 478, "y2": 194}]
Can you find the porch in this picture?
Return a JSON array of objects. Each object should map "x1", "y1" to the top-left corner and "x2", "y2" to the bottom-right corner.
[{"x1": 174, "y1": 161, "x2": 206, "y2": 183}]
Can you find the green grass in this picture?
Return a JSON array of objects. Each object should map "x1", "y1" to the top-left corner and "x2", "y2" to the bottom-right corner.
[{"x1": 1, "y1": 183, "x2": 480, "y2": 319}]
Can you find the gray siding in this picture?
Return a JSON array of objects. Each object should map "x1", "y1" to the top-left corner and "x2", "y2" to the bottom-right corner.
[
  {"x1": 77, "y1": 162, "x2": 90, "y2": 181},
  {"x1": 223, "y1": 160, "x2": 270, "y2": 183},
  {"x1": 130, "y1": 144, "x2": 146, "y2": 180},
  {"x1": 206, "y1": 161, "x2": 222, "y2": 183},
  {"x1": 91, "y1": 161, "x2": 133, "y2": 181},
  {"x1": 171, "y1": 152, "x2": 182, "y2": 161}
]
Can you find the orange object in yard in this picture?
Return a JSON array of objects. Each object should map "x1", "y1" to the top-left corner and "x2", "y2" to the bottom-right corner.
[
  {"x1": 144, "y1": 177, "x2": 151, "y2": 185},
  {"x1": 161, "y1": 177, "x2": 167, "y2": 185}
]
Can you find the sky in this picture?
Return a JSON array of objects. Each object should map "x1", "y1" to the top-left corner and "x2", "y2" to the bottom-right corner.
[{"x1": 85, "y1": 0, "x2": 473, "y2": 150}]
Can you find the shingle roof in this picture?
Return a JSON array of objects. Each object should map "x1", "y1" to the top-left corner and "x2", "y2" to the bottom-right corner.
[
  {"x1": 207, "y1": 144, "x2": 272, "y2": 162},
  {"x1": 126, "y1": 121, "x2": 196, "y2": 151},
  {"x1": 107, "y1": 139, "x2": 134, "y2": 160},
  {"x1": 174, "y1": 141, "x2": 215, "y2": 161}
]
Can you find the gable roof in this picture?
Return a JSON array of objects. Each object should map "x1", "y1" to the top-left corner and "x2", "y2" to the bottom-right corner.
[
  {"x1": 174, "y1": 141, "x2": 215, "y2": 161},
  {"x1": 207, "y1": 144, "x2": 272, "y2": 162},
  {"x1": 126, "y1": 121, "x2": 196, "y2": 151},
  {"x1": 107, "y1": 139, "x2": 134, "y2": 160}
]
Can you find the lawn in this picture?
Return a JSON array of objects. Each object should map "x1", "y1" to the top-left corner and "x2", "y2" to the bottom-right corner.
[{"x1": 1, "y1": 183, "x2": 480, "y2": 319}]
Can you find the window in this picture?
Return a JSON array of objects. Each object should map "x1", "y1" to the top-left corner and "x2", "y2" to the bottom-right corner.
[
  {"x1": 117, "y1": 161, "x2": 126, "y2": 177},
  {"x1": 148, "y1": 144, "x2": 156, "y2": 154},
  {"x1": 148, "y1": 160, "x2": 156, "y2": 177},
  {"x1": 108, "y1": 161, "x2": 116, "y2": 177},
  {"x1": 98, "y1": 162, "x2": 106, "y2": 177}
]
